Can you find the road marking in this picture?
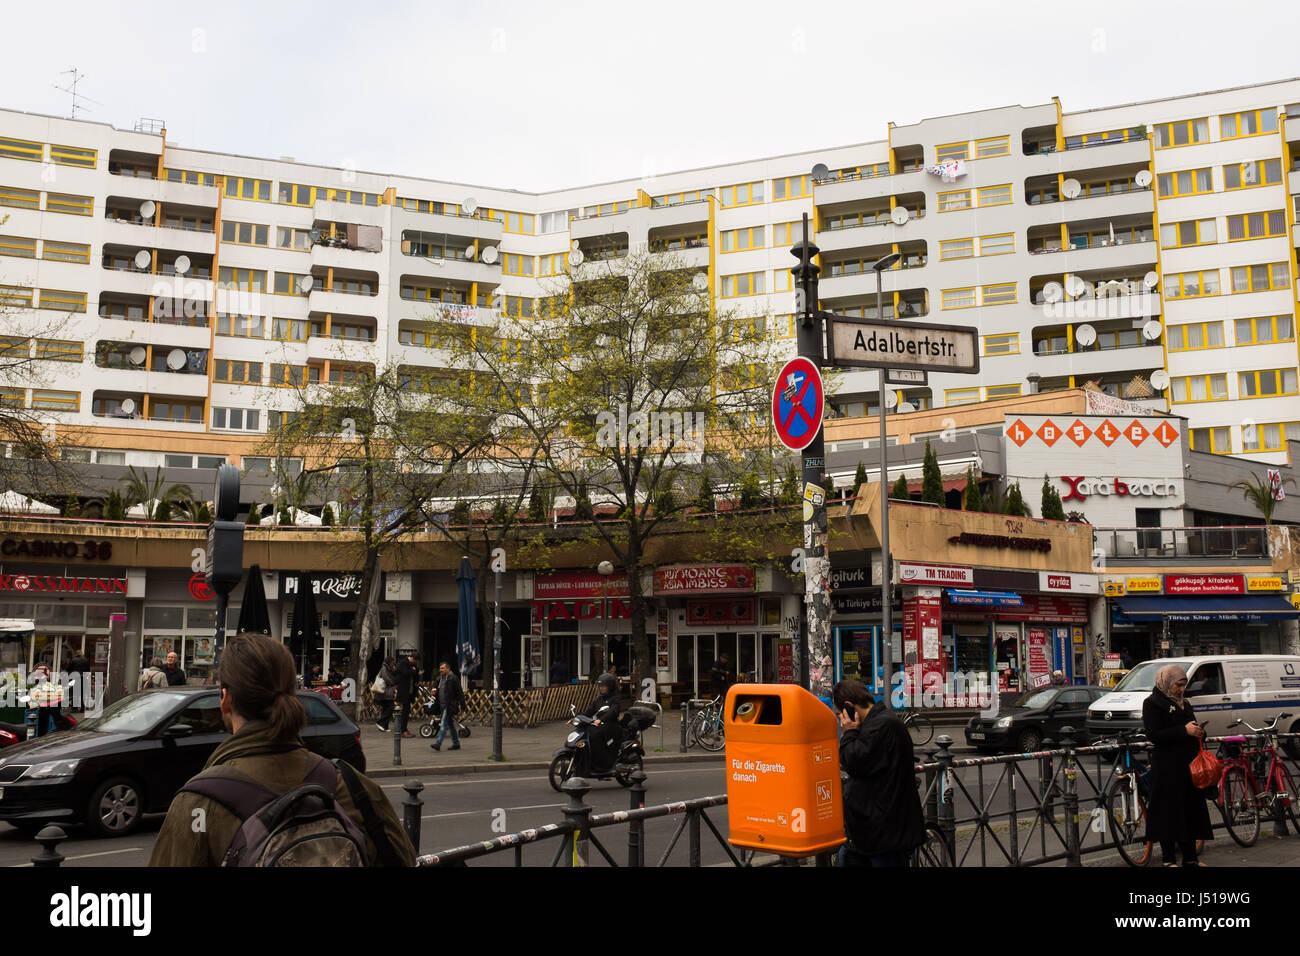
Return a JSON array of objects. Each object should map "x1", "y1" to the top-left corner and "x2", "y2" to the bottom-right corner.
[
  {"x1": 421, "y1": 803, "x2": 566, "y2": 821},
  {"x1": 379, "y1": 766, "x2": 723, "y2": 790},
  {"x1": 11, "y1": 847, "x2": 143, "y2": 867}
]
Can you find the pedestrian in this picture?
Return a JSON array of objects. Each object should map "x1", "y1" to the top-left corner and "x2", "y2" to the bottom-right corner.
[
  {"x1": 164, "y1": 651, "x2": 187, "y2": 686},
  {"x1": 430, "y1": 661, "x2": 463, "y2": 752},
  {"x1": 1050, "y1": 669, "x2": 1068, "y2": 686},
  {"x1": 550, "y1": 657, "x2": 570, "y2": 685},
  {"x1": 137, "y1": 656, "x2": 168, "y2": 692},
  {"x1": 394, "y1": 651, "x2": 418, "y2": 738},
  {"x1": 1143, "y1": 664, "x2": 1213, "y2": 867},
  {"x1": 710, "y1": 654, "x2": 734, "y2": 699},
  {"x1": 149, "y1": 632, "x2": 414, "y2": 867},
  {"x1": 372, "y1": 657, "x2": 397, "y2": 733},
  {"x1": 833, "y1": 679, "x2": 925, "y2": 867}
]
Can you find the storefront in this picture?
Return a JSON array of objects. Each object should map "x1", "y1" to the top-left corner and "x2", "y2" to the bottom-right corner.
[{"x1": 529, "y1": 570, "x2": 634, "y2": 686}]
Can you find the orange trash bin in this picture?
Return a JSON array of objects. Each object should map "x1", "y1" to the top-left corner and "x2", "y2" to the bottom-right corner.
[{"x1": 725, "y1": 683, "x2": 844, "y2": 856}]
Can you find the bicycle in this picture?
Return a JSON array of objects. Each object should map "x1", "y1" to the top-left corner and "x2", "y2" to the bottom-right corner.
[
  {"x1": 1100, "y1": 729, "x2": 1153, "y2": 866},
  {"x1": 899, "y1": 708, "x2": 934, "y2": 747},
  {"x1": 1217, "y1": 712, "x2": 1300, "y2": 846},
  {"x1": 688, "y1": 696, "x2": 725, "y2": 752}
]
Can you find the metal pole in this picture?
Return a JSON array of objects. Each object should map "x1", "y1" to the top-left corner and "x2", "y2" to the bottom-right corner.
[
  {"x1": 402, "y1": 780, "x2": 424, "y2": 853},
  {"x1": 876, "y1": 268, "x2": 894, "y2": 709},
  {"x1": 492, "y1": 565, "x2": 504, "y2": 761}
]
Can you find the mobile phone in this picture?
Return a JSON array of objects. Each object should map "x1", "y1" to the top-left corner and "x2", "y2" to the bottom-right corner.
[{"x1": 841, "y1": 703, "x2": 856, "y2": 719}]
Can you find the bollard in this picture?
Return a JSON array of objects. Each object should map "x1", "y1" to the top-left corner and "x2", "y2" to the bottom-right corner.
[
  {"x1": 923, "y1": 747, "x2": 939, "y2": 829},
  {"x1": 934, "y1": 735, "x2": 957, "y2": 863},
  {"x1": 402, "y1": 780, "x2": 424, "y2": 853},
  {"x1": 680, "y1": 701, "x2": 690, "y2": 753},
  {"x1": 1060, "y1": 728, "x2": 1081, "y2": 867},
  {"x1": 30, "y1": 825, "x2": 67, "y2": 868},
  {"x1": 560, "y1": 777, "x2": 594, "y2": 868},
  {"x1": 393, "y1": 702, "x2": 402, "y2": 766},
  {"x1": 627, "y1": 769, "x2": 647, "y2": 867}
]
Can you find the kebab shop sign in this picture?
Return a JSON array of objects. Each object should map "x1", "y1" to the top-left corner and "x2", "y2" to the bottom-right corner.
[{"x1": 653, "y1": 564, "x2": 755, "y2": 595}]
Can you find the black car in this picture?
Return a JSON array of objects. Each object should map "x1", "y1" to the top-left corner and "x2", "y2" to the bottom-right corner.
[
  {"x1": 965, "y1": 685, "x2": 1108, "y2": 752},
  {"x1": 0, "y1": 687, "x2": 365, "y2": 837}
]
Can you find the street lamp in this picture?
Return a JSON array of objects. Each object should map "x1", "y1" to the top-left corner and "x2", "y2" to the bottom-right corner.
[{"x1": 871, "y1": 253, "x2": 901, "y2": 709}]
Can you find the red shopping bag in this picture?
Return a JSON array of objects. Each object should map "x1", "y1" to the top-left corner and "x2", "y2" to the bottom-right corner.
[{"x1": 1189, "y1": 740, "x2": 1221, "y2": 789}]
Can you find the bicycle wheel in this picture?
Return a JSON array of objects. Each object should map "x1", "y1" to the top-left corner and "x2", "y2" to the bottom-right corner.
[
  {"x1": 1219, "y1": 768, "x2": 1259, "y2": 848},
  {"x1": 696, "y1": 711, "x2": 725, "y2": 752},
  {"x1": 687, "y1": 711, "x2": 708, "y2": 750},
  {"x1": 1275, "y1": 765, "x2": 1300, "y2": 836},
  {"x1": 911, "y1": 826, "x2": 952, "y2": 867},
  {"x1": 906, "y1": 712, "x2": 934, "y2": 748},
  {"x1": 1106, "y1": 779, "x2": 1151, "y2": 867}
]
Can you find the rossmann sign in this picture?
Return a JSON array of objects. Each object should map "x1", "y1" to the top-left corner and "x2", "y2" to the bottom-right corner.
[{"x1": 0, "y1": 574, "x2": 128, "y2": 594}]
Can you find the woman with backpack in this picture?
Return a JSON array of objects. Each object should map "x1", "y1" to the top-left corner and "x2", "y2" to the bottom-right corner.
[
  {"x1": 373, "y1": 657, "x2": 397, "y2": 732},
  {"x1": 150, "y1": 632, "x2": 415, "y2": 867}
]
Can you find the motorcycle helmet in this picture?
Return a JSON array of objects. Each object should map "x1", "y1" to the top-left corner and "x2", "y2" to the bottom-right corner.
[{"x1": 597, "y1": 673, "x2": 617, "y2": 692}]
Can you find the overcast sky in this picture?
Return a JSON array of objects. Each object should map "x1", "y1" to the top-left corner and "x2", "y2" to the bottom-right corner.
[{"x1": 6, "y1": 0, "x2": 1299, "y2": 192}]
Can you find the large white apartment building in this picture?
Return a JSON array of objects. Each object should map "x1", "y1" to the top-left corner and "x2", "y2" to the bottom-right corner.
[{"x1": 0, "y1": 76, "x2": 1298, "y2": 484}]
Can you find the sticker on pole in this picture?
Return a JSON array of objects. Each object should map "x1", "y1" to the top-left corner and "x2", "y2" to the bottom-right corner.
[{"x1": 773, "y1": 357, "x2": 824, "y2": 451}]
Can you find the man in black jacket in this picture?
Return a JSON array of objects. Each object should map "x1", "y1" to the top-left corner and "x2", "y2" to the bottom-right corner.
[
  {"x1": 833, "y1": 679, "x2": 925, "y2": 867},
  {"x1": 430, "y1": 661, "x2": 463, "y2": 751},
  {"x1": 394, "y1": 652, "x2": 419, "y2": 738}
]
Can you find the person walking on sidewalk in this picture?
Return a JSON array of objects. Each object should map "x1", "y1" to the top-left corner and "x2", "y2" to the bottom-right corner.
[
  {"x1": 430, "y1": 661, "x2": 463, "y2": 751},
  {"x1": 373, "y1": 657, "x2": 397, "y2": 733},
  {"x1": 394, "y1": 652, "x2": 419, "y2": 738}
]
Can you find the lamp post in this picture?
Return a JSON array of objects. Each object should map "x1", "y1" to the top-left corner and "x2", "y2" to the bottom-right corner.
[
  {"x1": 872, "y1": 253, "x2": 901, "y2": 709},
  {"x1": 490, "y1": 548, "x2": 506, "y2": 761}
]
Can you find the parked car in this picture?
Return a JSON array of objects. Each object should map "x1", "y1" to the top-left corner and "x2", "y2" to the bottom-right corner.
[
  {"x1": 965, "y1": 685, "x2": 1109, "y2": 752},
  {"x1": 0, "y1": 687, "x2": 365, "y2": 837}
]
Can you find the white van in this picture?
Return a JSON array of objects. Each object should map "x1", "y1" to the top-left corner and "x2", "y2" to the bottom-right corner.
[{"x1": 1086, "y1": 655, "x2": 1300, "y2": 754}]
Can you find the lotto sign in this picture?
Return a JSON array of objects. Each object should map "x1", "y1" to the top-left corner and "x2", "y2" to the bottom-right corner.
[{"x1": 772, "y1": 357, "x2": 824, "y2": 452}]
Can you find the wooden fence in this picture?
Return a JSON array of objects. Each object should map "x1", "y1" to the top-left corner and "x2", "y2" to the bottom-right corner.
[{"x1": 357, "y1": 682, "x2": 599, "y2": 729}]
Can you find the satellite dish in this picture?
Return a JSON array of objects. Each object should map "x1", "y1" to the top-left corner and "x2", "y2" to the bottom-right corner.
[
  {"x1": 462, "y1": 197, "x2": 478, "y2": 215},
  {"x1": 811, "y1": 162, "x2": 830, "y2": 183},
  {"x1": 128, "y1": 346, "x2": 147, "y2": 366},
  {"x1": 1143, "y1": 320, "x2": 1163, "y2": 341},
  {"x1": 1042, "y1": 281, "x2": 1064, "y2": 304},
  {"x1": 174, "y1": 255, "x2": 191, "y2": 276},
  {"x1": 897, "y1": 402, "x2": 916, "y2": 415},
  {"x1": 1135, "y1": 170, "x2": 1153, "y2": 188},
  {"x1": 119, "y1": 398, "x2": 136, "y2": 415},
  {"x1": 890, "y1": 206, "x2": 910, "y2": 226},
  {"x1": 309, "y1": 229, "x2": 322, "y2": 243},
  {"x1": 692, "y1": 273, "x2": 709, "y2": 292},
  {"x1": 1143, "y1": 271, "x2": 1159, "y2": 289},
  {"x1": 1065, "y1": 275, "x2": 1086, "y2": 298},
  {"x1": 884, "y1": 389, "x2": 899, "y2": 409},
  {"x1": 1075, "y1": 324, "x2": 1097, "y2": 347},
  {"x1": 139, "y1": 200, "x2": 156, "y2": 219},
  {"x1": 133, "y1": 250, "x2": 151, "y2": 270},
  {"x1": 481, "y1": 246, "x2": 499, "y2": 265},
  {"x1": 1150, "y1": 369, "x2": 1171, "y2": 391},
  {"x1": 569, "y1": 249, "x2": 585, "y2": 266},
  {"x1": 298, "y1": 275, "x2": 315, "y2": 294},
  {"x1": 1061, "y1": 178, "x2": 1081, "y2": 199},
  {"x1": 464, "y1": 245, "x2": 476, "y2": 260},
  {"x1": 166, "y1": 348, "x2": 187, "y2": 370},
  {"x1": 571, "y1": 239, "x2": 581, "y2": 252}
]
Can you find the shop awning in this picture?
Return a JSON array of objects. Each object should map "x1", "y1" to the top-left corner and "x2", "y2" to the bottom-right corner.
[
  {"x1": 1114, "y1": 595, "x2": 1300, "y2": 622},
  {"x1": 945, "y1": 590, "x2": 1024, "y2": 607}
]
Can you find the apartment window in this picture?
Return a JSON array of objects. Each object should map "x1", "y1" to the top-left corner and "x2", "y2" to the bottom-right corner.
[
  {"x1": 0, "y1": 236, "x2": 37, "y2": 259},
  {"x1": 276, "y1": 227, "x2": 313, "y2": 251},
  {"x1": 773, "y1": 314, "x2": 796, "y2": 339},
  {"x1": 271, "y1": 319, "x2": 308, "y2": 342},
  {"x1": 976, "y1": 185, "x2": 1012, "y2": 207},
  {"x1": 277, "y1": 182, "x2": 321, "y2": 206},
  {"x1": 1230, "y1": 262, "x2": 1289, "y2": 293},
  {"x1": 772, "y1": 175, "x2": 809, "y2": 200},
  {"x1": 0, "y1": 387, "x2": 25, "y2": 407},
  {"x1": 0, "y1": 137, "x2": 43, "y2": 162},
  {"x1": 1235, "y1": 315, "x2": 1294, "y2": 345},
  {"x1": 537, "y1": 252, "x2": 567, "y2": 277},
  {"x1": 0, "y1": 285, "x2": 34, "y2": 308},
  {"x1": 1163, "y1": 270, "x2": 1220, "y2": 299},
  {"x1": 45, "y1": 192, "x2": 93, "y2": 216},
  {"x1": 941, "y1": 287, "x2": 976, "y2": 310},
  {"x1": 578, "y1": 201, "x2": 630, "y2": 220},
  {"x1": 212, "y1": 407, "x2": 262, "y2": 432},
  {"x1": 978, "y1": 233, "x2": 1014, "y2": 256},
  {"x1": 981, "y1": 282, "x2": 1017, "y2": 306},
  {"x1": 1190, "y1": 427, "x2": 1232, "y2": 454},
  {"x1": 935, "y1": 143, "x2": 970, "y2": 163},
  {"x1": 938, "y1": 189, "x2": 971, "y2": 212},
  {"x1": 973, "y1": 135, "x2": 1010, "y2": 159},
  {"x1": 0, "y1": 335, "x2": 28, "y2": 358},
  {"x1": 1170, "y1": 373, "x2": 1228, "y2": 403},
  {"x1": 1157, "y1": 168, "x2": 1214, "y2": 197},
  {"x1": 269, "y1": 363, "x2": 307, "y2": 387},
  {"x1": 1220, "y1": 109, "x2": 1278, "y2": 140},
  {"x1": 1152, "y1": 119, "x2": 1210, "y2": 148},
  {"x1": 274, "y1": 272, "x2": 310, "y2": 296},
  {"x1": 37, "y1": 289, "x2": 87, "y2": 313},
  {"x1": 503, "y1": 212, "x2": 534, "y2": 234},
  {"x1": 218, "y1": 267, "x2": 266, "y2": 292},
  {"x1": 34, "y1": 339, "x2": 82, "y2": 362},
  {"x1": 214, "y1": 360, "x2": 263, "y2": 385},
  {"x1": 539, "y1": 209, "x2": 578, "y2": 233},
  {"x1": 983, "y1": 333, "x2": 1019, "y2": 355},
  {"x1": 1160, "y1": 218, "x2": 1217, "y2": 248},
  {"x1": 1167, "y1": 321, "x2": 1225, "y2": 351},
  {"x1": 503, "y1": 296, "x2": 534, "y2": 320},
  {"x1": 945, "y1": 387, "x2": 980, "y2": 406},
  {"x1": 720, "y1": 226, "x2": 765, "y2": 252},
  {"x1": 1242, "y1": 421, "x2": 1300, "y2": 452},
  {"x1": 1226, "y1": 211, "x2": 1286, "y2": 241},
  {"x1": 30, "y1": 389, "x2": 78, "y2": 411},
  {"x1": 939, "y1": 238, "x2": 974, "y2": 260},
  {"x1": 719, "y1": 182, "x2": 764, "y2": 207},
  {"x1": 224, "y1": 177, "x2": 272, "y2": 201},
  {"x1": 720, "y1": 272, "x2": 764, "y2": 297},
  {"x1": 165, "y1": 168, "x2": 221, "y2": 187},
  {"x1": 49, "y1": 145, "x2": 96, "y2": 168},
  {"x1": 985, "y1": 384, "x2": 1021, "y2": 400},
  {"x1": 150, "y1": 401, "x2": 203, "y2": 423},
  {"x1": 1064, "y1": 130, "x2": 1134, "y2": 148},
  {"x1": 216, "y1": 313, "x2": 265, "y2": 338},
  {"x1": 328, "y1": 189, "x2": 380, "y2": 206},
  {"x1": 0, "y1": 185, "x2": 40, "y2": 209},
  {"x1": 1238, "y1": 367, "x2": 1299, "y2": 398},
  {"x1": 99, "y1": 300, "x2": 146, "y2": 321},
  {"x1": 772, "y1": 270, "x2": 793, "y2": 293},
  {"x1": 1223, "y1": 159, "x2": 1282, "y2": 190},
  {"x1": 503, "y1": 253, "x2": 534, "y2": 276},
  {"x1": 771, "y1": 222, "x2": 799, "y2": 246},
  {"x1": 40, "y1": 240, "x2": 90, "y2": 263},
  {"x1": 222, "y1": 221, "x2": 269, "y2": 246}
]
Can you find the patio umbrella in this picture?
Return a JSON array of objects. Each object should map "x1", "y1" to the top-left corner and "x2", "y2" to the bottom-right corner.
[
  {"x1": 288, "y1": 571, "x2": 321, "y2": 680},
  {"x1": 235, "y1": 564, "x2": 272, "y2": 636},
  {"x1": 0, "y1": 490, "x2": 59, "y2": 514},
  {"x1": 125, "y1": 498, "x2": 162, "y2": 519},
  {"x1": 259, "y1": 507, "x2": 323, "y2": 526},
  {"x1": 455, "y1": 556, "x2": 481, "y2": 678}
]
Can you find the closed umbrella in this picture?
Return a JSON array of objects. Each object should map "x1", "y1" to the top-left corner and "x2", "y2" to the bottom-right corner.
[
  {"x1": 455, "y1": 556, "x2": 481, "y2": 678},
  {"x1": 235, "y1": 564, "x2": 272, "y2": 636},
  {"x1": 288, "y1": 572, "x2": 322, "y2": 681}
]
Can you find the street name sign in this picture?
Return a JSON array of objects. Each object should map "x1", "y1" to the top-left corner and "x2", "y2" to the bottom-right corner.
[
  {"x1": 886, "y1": 368, "x2": 928, "y2": 385},
  {"x1": 824, "y1": 315, "x2": 980, "y2": 373}
]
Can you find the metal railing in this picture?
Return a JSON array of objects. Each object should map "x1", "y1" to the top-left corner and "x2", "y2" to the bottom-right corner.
[{"x1": 1093, "y1": 525, "x2": 1269, "y2": 560}]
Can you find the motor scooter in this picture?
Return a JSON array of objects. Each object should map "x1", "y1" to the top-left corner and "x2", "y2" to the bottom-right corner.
[
  {"x1": 548, "y1": 703, "x2": 654, "y2": 791},
  {"x1": 414, "y1": 685, "x2": 472, "y2": 739}
]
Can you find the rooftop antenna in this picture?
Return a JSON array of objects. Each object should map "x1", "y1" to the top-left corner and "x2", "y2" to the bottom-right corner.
[{"x1": 54, "y1": 68, "x2": 101, "y2": 120}]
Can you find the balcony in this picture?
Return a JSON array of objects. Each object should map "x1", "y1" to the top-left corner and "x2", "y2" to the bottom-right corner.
[
  {"x1": 818, "y1": 256, "x2": 927, "y2": 300},
  {"x1": 306, "y1": 335, "x2": 380, "y2": 364},
  {"x1": 104, "y1": 175, "x2": 220, "y2": 209},
  {"x1": 1094, "y1": 526, "x2": 1268, "y2": 562},
  {"x1": 308, "y1": 287, "x2": 379, "y2": 318},
  {"x1": 94, "y1": 366, "x2": 210, "y2": 398},
  {"x1": 1025, "y1": 136, "x2": 1152, "y2": 171},
  {"x1": 94, "y1": 318, "x2": 212, "y2": 349},
  {"x1": 391, "y1": 206, "x2": 503, "y2": 244},
  {"x1": 312, "y1": 199, "x2": 385, "y2": 228},
  {"x1": 1024, "y1": 342, "x2": 1166, "y2": 380},
  {"x1": 813, "y1": 168, "x2": 926, "y2": 206},
  {"x1": 99, "y1": 267, "x2": 214, "y2": 301},
  {"x1": 308, "y1": 241, "x2": 382, "y2": 271}
]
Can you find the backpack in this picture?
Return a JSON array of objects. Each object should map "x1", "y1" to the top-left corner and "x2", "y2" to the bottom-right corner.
[{"x1": 183, "y1": 757, "x2": 378, "y2": 867}]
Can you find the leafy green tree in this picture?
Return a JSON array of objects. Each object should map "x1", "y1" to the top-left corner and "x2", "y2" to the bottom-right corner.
[
  {"x1": 891, "y1": 474, "x2": 910, "y2": 501},
  {"x1": 779, "y1": 463, "x2": 800, "y2": 505},
  {"x1": 1231, "y1": 473, "x2": 1294, "y2": 526},
  {"x1": 1003, "y1": 482, "x2": 1031, "y2": 518},
  {"x1": 120, "y1": 466, "x2": 193, "y2": 520},
  {"x1": 1040, "y1": 475, "x2": 1066, "y2": 521},
  {"x1": 963, "y1": 467, "x2": 984, "y2": 511},
  {"x1": 920, "y1": 440, "x2": 945, "y2": 506},
  {"x1": 693, "y1": 475, "x2": 714, "y2": 513},
  {"x1": 851, "y1": 462, "x2": 869, "y2": 499},
  {"x1": 103, "y1": 490, "x2": 125, "y2": 522},
  {"x1": 739, "y1": 471, "x2": 763, "y2": 509},
  {"x1": 450, "y1": 501, "x2": 471, "y2": 526}
]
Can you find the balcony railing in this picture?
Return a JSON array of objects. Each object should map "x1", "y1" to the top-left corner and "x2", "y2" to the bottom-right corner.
[
  {"x1": 1094, "y1": 525, "x2": 1268, "y2": 560},
  {"x1": 822, "y1": 209, "x2": 927, "y2": 231},
  {"x1": 1028, "y1": 184, "x2": 1152, "y2": 206}
]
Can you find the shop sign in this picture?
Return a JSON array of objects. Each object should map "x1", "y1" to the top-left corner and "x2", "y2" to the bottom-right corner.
[
  {"x1": 897, "y1": 563, "x2": 973, "y2": 586},
  {"x1": 532, "y1": 598, "x2": 631, "y2": 622},
  {"x1": 1059, "y1": 476, "x2": 1179, "y2": 502},
  {"x1": 533, "y1": 570, "x2": 630, "y2": 599},
  {"x1": 0, "y1": 573, "x2": 127, "y2": 594},
  {"x1": 1125, "y1": 577, "x2": 1162, "y2": 594},
  {"x1": 1292, "y1": 594, "x2": 1300, "y2": 610},
  {"x1": 830, "y1": 564, "x2": 878, "y2": 590},
  {"x1": 1027, "y1": 628, "x2": 1051, "y2": 687},
  {"x1": 1164, "y1": 574, "x2": 1245, "y2": 596},
  {"x1": 832, "y1": 593, "x2": 902, "y2": 616},
  {"x1": 1, "y1": 538, "x2": 114, "y2": 561},
  {"x1": 1245, "y1": 576, "x2": 1284, "y2": 592},
  {"x1": 995, "y1": 594, "x2": 1089, "y2": 623},
  {"x1": 188, "y1": 573, "x2": 214, "y2": 601},
  {"x1": 281, "y1": 573, "x2": 365, "y2": 600},
  {"x1": 1102, "y1": 581, "x2": 1125, "y2": 597},
  {"x1": 777, "y1": 641, "x2": 794, "y2": 683},
  {"x1": 685, "y1": 599, "x2": 755, "y2": 626},
  {"x1": 947, "y1": 531, "x2": 1051, "y2": 553},
  {"x1": 653, "y1": 564, "x2": 754, "y2": 595},
  {"x1": 1038, "y1": 572, "x2": 1100, "y2": 594}
]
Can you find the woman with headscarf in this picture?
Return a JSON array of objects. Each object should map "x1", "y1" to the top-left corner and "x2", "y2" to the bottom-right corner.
[{"x1": 1142, "y1": 664, "x2": 1213, "y2": 866}]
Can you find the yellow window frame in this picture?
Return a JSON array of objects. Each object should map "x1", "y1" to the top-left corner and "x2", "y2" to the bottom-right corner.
[
  {"x1": 974, "y1": 136, "x2": 1010, "y2": 159},
  {"x1": 1243, "y1": 421, "x2": 1299, "y2": 452},
  {"x1": 1170, "y1": 373, "x2": 1229, "y2": 404},
  {"x1": 273, "y1": 272, "x2": 310, "y2": 296},
  {"x1": 30, "y1": 389, "x2": 79, "y2": 411},
  {"x1": 1238, "y1": 368, "x2": 1299, "y2": 398},
  {"x1": 1153, "y1": 119, "x2": 1210, "y2": 149},
  {"x1": 939, "y1": 238, "x2": 974, "y2": 260},
  {"x1": 983, "y1": 333, "x2": 1019, "y2": 355},
  {"x1": 978, "y1": 233, "x2": 1014, "y2": 256},
  {"x1": 41, "y1": 240, "x2": 91, "y2": 264},
  {"x1": 1234, "y1": 315, "x2": 1295, "y2": 346},
  {"x1": 938, "y1": 189, "x2": 971, "y2": 212},
  {"x1": 37, "y1": 289, "x2": 86, "y2": 313},
  {"x1": 34, "y1": 339, "x2": 82, "y2": 362},
  {"x1": 1160, "y1": 218, "x2": 1217, "y2": 249},
  {"x1": 976, "y1": 184, "x2": 1012, "y2": 207},
  {"x1": 1166, "y1": 321, "x2": 1225, "y2": 352},
  {"x1": 935, "y1": 142, "x2": 969, "y2": 163},
  {"x1": 720, "y1": 272, "x2": 764, "y2": 298},
  {"x1": 773, "y1": 314, "x2": 796, "y2": 339},
  {"x1": 45, "y1": 192, "x2": 93, "y2": 216},
  {"x1": 1230, "y1": 262, "x2": 1290, "y2": 293},
  {"x1": 1157, "y1": 168, "x2": 1214, "y2": 198},
  {"x1": 720, "y1": 226, "x2": 765, "y2": 253},
  {"x1": 0, "y1": 185, "x2": 40, "y2": 209},
  {"x1": 772, "y1": 222, "x2": 799, "y2": 246},
  {"x1": 219, "y1": 267, "x2": 267, "y2": 292},
  {"x1": 1164, "y1": 270, "x2": 1220, "y2": 299},
  {"x1": 980, "y1": 282, "x2": 1017, "y2": 305},
  {"x1": 1226, "y1": 211, "x2": 1287, "y2": 241},
  {"x1": 503, "y1": 253, "x2": 535, "y2": 277},
  {"x1": 49, "y1": 144, "x2": 96, "y2": 168},
  {"x1": 720, "y1": 182, "x2": 764, "y2": 208},
  {"x1": 1220, "y1": 109, "x2": 1279, "y2": 140},
  {"x1": 0, "y1": 138, "x2": 43, "y2": 161},
  {"x1": 772, "y1": 175, "x2": 809, "y2": 201},
  {"x1": 941, "y1": 287, "x2": 976, "y2": 310},
  {"x1": 503, "y1": 212, "x2": 535, "y2": 234},
  {"x1": 225, "y1": 177, "x2": 272, "y2": 201},
  {"x1": 1190, "y1": 427, "x2": 1233, "y2": 454},
  {"x1": 1223, "y1": 160, "x2": 1282, "y2": 190},
  {"x1": 222, "y1": 221, "x2": 270, "y2": 247},
  {"x1": 944, "y1": 387, "x2": 980, "y2": 406},
  {"x1": 166, "y1": 169, "x2": 222, "y2": 187},
  {"x1": 0, "y1": 236, "x2": 37, "y2": 259},
  {"x1": 985, "y1": 384, "x2": 1021, "y2": 400}
]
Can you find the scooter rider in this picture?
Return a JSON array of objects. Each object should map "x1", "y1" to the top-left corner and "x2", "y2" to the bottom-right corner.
[{"x1": 583, "y1": 673, "x2": 621, "y2": 773}]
